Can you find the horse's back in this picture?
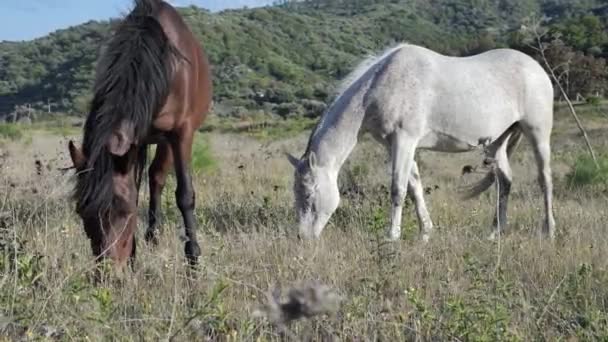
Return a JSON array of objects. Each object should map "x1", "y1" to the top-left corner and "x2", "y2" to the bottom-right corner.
[
  {"x1": 395, "y1": 45, "x2": 551, "y2": 93},
  {"x1": 465, "y1": 48, "x2": 553, "y2": 97},
  {"x1": 461, "y1": 48, "x2": 555, "y2": 130},
  {"x1": 370, "y1": 44, "x2": 553, "y2": 150}
]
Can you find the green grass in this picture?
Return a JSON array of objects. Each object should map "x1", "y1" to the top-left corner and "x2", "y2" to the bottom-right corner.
[
  {"x1": 200, "y1": 115, "x2": 317, "y2": 141},
  {"x1": 191, "y1": 133, "x2": 217, "y2": 174},
  {"x1": 0, "y1": 123, "x2": 23, "y2": 141},
  {"x1": 0, "y1": 118, "x2": 79, "y2": 146},
  {"x1": 566, "y1": 154, "x2": 608, "y2": 187},
  {"x1": 246, "y1": 117, "x2": 317, "y2": 141},
  {"x1": 35, "y1": 123, "x2": 80, "y2": 137}
]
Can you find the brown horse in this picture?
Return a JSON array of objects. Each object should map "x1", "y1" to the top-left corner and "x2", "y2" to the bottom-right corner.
[{"x1": 67, "y1": 0, "x2": 212, "y2": 269}]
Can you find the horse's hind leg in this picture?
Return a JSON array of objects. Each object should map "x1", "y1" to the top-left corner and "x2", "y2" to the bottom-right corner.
[
  {"x1": 170, "y1": 128, "x2": 201, "y2": 265},
  {"x1": 524, "y1": 128, "x2": 556, "y2": 238},
  {"x1": 408, "y1": 162, "x2": 433, "y2": 241},
  {"x1": 387, "y1": 132, "x2": 418, "y2": 241},
  {"x1": 489, "y1": 141, "x2": 512, "y2": 239},
  {"x1": 129, "y1": 237, "x2": 137, "y2": 271},
  {"x1": 145, "y1": 142, "x2": 173, "y2": 245}
]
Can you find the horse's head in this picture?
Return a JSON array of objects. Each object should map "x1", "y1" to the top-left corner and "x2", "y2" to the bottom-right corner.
[
  {"x1": 287, "y1": 152, "x2": 340, "y2": 239},
  {"x1": 67, "y1": 129, "x2": 139, "y2": 269}
]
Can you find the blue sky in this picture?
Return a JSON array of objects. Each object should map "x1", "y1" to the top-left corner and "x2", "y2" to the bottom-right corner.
[{"x1": 0, "y1": 0, "x2": 274, "y2": 42}]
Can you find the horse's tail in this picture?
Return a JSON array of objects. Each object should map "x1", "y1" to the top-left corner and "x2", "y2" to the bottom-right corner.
[
  {"x1": 77, "y1": 0, "x2": 175, "y2": 216},
  {"x1": 506, "y1": 125, "x2": 524, "y2": 157},
  {"x1": 459, "y1": 123, "x2": 523, "y2": 200}
]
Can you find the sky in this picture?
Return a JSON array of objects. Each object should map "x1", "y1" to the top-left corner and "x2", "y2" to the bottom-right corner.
[{"x1": 0, "y1": 0, "x2": 274, "y2": 42}]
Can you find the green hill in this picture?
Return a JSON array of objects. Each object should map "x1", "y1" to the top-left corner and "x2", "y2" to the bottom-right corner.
[{"x1": 1, "y1": 0, "x2": 607, "y2": 119}]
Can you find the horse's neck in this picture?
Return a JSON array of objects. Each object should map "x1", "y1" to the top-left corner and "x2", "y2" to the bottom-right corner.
[{"x1": 309, "y1": 93, "x2": 366, "y2": 175}]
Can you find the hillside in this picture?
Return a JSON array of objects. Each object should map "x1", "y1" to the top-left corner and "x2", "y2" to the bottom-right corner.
[{"x1": 1, "y1": 0, "x2": 607, "y2": 119}]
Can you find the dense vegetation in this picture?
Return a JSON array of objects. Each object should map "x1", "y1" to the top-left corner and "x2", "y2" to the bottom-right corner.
[{"x1": 1, "y1": 0, "x2": 608, "y2": 119}]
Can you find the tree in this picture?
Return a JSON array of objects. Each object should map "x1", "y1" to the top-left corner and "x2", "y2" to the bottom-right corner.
[{"x1": 521, "y1": 17, "x2": 599, "y2": 167}]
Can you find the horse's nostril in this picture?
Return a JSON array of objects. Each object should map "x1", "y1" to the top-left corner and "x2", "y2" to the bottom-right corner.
[{"x1": 296, "y1": 233, "x2": 302, "y2": 241}]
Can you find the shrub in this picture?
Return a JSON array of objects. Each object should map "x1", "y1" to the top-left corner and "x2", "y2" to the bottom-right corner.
[
  {"x1": 267, "y1": 57, "x2": 300, "y2": 81},
  {"x1": 191, "y1": 134, "x2": 217, "y2": 174},
  {"x1": 566, "y1": 154, "x2": 608, "y2": 186},
  {"x1": 586, "y1": 95, "x2": 603, "y2": 106},
  {"x1": 300, "y1": 99, "x2": 327, "y2": 118},
  {"x1": 275, "y1": 102, "x2": 302, "y2": 117},
  {"x1": 0, "y1": 123, "x2": 23, "y2": 140}
]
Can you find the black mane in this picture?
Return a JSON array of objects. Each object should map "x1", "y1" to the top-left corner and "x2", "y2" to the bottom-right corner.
[{"x1": 74, "y1": 0, "x2": 175, "y2": 218}]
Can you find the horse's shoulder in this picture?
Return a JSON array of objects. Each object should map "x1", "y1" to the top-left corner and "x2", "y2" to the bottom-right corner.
[{"x1": 389, "y1": 45, "x2": 440, "y2": 68}]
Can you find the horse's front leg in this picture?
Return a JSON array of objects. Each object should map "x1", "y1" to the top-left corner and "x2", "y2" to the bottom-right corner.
[
  {"x1": 170, "y1": 128, "x2": 201, "y2": 265},
  {"x1": 388, "y1": 132, "x2": 418, "y2": 241},
  {"x1": 145, "y1": 142, "x2": 173, "y2": 245}
]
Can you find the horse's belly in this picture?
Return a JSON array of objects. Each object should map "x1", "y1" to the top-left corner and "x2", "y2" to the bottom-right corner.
[
  {"x1": 418, "y1": 130, "x2": 480, "y2": 152},
  {"x1": 419, "y1": 100, "x2": 520, "y2": 152}
]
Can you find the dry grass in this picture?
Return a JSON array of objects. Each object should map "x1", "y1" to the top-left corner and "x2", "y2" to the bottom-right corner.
[{"x1": 1, "y1": 108, "x2": 608, "y2": 341}]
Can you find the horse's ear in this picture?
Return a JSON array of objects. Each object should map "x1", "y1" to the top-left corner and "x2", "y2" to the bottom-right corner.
[
  {"x1": 68, "y1": 140, "x2": 86, "y2": 170},
  {"x1": 107, "y1": 120, "x2": 135, "y2": 156},
  {"x1": 286, "y1": 153, "x2": 299, "y2": 168},
  {"x1": 308, "y1": 152, "x2": 318, "y2": 170}
]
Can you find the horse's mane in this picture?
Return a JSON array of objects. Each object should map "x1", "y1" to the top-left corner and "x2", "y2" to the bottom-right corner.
[
  {"x1": 75, "y1": 0, "x2": 176, "y2": 218},
  {"x1": 303, "y1": 43, "x2": 408, "y2": 157},
  {"x1": 332, "y1": 43, "x2": 408, "y2": 102}
]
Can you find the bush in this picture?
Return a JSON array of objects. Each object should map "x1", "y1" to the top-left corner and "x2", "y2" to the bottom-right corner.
[
  {"x1": 0, "y1": 123, "x2": 23, "y2": 140},
  {"x1": 264, "y1": 88, "x2": 295, "y2": 104},
  {"x1": 566, "y1": 154, "x2": 608, "y2": 186},
  {"x1": 275, "y1": 102, "x2": 303, "y2": 117},
  {"x1": 191, "y1": 134, "x2": 216, "y2": 174},
  {"x1": 586, "y1": 95, "x2": 603, "y2": 106},
  {"x1": 300, "y1": 99, "x2": 327, "y2": 117},
  {"x1": 267, "y1": 56, "x2": 303, "y2": 82}
]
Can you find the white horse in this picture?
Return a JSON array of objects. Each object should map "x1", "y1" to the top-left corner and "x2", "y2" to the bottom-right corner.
[{"x1": 287, "y1": 43, "x2": 555, "y2": 241}]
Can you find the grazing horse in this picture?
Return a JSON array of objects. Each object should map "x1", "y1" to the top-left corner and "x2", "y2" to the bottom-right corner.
[
  {"x1": 67, "y1": 0, "x2": 212, "y2": 268},
  {"x1": 287, "y1": 43, "x2": 555, "y2": 241}
]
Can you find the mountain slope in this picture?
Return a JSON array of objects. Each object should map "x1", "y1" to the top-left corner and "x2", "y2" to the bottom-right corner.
[{"x1": 0, "y1": 0, "x2": 607, "y2": 118}]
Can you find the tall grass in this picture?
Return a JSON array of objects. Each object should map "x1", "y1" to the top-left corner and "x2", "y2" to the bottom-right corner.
[{"x1": 2, "y1": 118, "x2": 608, "y2": 340}]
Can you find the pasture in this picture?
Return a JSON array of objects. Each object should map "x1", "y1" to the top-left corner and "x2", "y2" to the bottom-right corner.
[{"x1": 1, "y1": 104, "x2": 608, "y2": 341}]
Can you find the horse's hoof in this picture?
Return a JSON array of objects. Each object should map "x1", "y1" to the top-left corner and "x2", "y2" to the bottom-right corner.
[
  {"x1": 144, "y1": 229, "x2": 159, "y2": 246},
  {"x1": 421, "y1": 233, "x2": 430, "y2": 243},
  {"x1": 487, "y1": 231, "x2": 501, "y2": 241},
  {"x1": 542, "y1": 222, "x2": 556, "y2": 240},
  {"x1": 384, "y1": 234, "x2": 400, "y2": 242},
  {"x1": 541, "y1": 230, "x2": 555, "y2": 241},
  {"x1": 385, "y1": 229, "x2": 401, "y2": 242},
  {"x1": 185, "y1": 241, "x2": 201, "y2": 266}
]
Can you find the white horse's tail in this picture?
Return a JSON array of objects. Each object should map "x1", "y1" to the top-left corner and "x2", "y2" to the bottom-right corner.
[{"x1": 460, "y1": 123, "x2": 523, "y2": 199}]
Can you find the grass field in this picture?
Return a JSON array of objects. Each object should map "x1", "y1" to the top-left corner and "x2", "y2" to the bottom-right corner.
[{"x1": 1, "y1": 105, "x2": 608, "y2": 341}]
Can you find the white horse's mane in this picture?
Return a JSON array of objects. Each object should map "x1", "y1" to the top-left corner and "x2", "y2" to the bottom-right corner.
[
  {"x1": 332, "y1": 42, "x2": 408, "y2": 101},
  {"x1": 304, "y1": 43, "x2": 408, "y2": 156}
]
